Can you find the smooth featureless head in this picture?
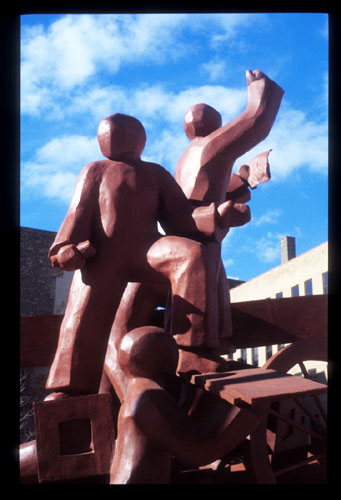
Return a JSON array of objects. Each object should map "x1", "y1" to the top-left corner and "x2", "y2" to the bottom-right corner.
[
  {"x1": 184, "y1": 103, "x2": 222, "y2": 141},
  {"x1": 118, "y1": 326, "x2": 179, "y2": 379},
  {"x1": 97, "y1": 113, "x2": 146, "y2": 161}
]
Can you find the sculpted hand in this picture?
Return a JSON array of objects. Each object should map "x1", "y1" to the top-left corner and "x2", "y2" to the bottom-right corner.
[
  {"x1": 50, "y1": 240, "x2": 96, "y2": 271},
  {"x1": 217, "y1": 200, "x2": 251, "y2": 228},
  {"x1": 245, "y1": 69, "x2": 271, "y2": 107},
  {"x1": 246, "y1": 68, "x2": 267, "y2": 84}
]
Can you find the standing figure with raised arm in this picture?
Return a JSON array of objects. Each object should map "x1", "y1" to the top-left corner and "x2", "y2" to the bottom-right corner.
[
  {"x1": 175, "y1": 70, "x2": 283, "y2": 205},
  {"x1": 172, "y1": 69, "x2": 283, "y2": 373}
]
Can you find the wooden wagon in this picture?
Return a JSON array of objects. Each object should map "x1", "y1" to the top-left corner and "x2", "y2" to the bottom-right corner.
[{"x1": 20, "y1": 294, "x2": 327, "y2": 484}]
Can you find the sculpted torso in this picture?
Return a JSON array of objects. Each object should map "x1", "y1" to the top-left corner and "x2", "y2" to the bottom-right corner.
[
  {"x1": 175, "y1": 139, "x2": 233, "y2": 204},
  {"x1": 54, "y1": 158, "x2": 174, "y2": 267},
  {"x1": 93, "y1": 160, "x2": 160, "y2": 245}
]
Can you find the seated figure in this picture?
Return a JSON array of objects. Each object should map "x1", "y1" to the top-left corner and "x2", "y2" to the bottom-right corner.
[{"x1": 110, "y1": 326, "x2": 260, "y2": 484}]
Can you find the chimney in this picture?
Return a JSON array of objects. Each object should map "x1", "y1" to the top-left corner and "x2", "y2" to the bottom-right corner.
[{"x1": 280, "y1": 236, "x2": 296, "y2": 264}]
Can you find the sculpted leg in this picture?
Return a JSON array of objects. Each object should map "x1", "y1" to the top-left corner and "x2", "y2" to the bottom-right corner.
[
  {"x1": 103, "y1": 280, "x2": 169, "y2": 401},
  {"x1": 146, "y1": 236, "x2": 220, "y2": 349},
  {"x1": 217, "y1": 260, "x2": 234, "y2": 346},
  {"x1": 110, "y1": 417, "x2": 173, "y2": 484},
  {"x1": 46, "y1": 268, "x2": 126, "y2": 395}
]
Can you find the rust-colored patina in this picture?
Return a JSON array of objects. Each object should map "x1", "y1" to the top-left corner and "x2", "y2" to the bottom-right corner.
[{"x1": 19, "y1": 69, "x2": 327, "y2": 484}]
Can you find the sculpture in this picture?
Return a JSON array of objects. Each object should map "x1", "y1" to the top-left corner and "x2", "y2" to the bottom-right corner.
[{"x1": 20, "y1": 69, "x2": 287, "y2": 484}]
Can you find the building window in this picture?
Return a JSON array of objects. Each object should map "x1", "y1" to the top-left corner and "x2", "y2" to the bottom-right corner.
[
  {"x1": 304, "y1": 279, "x2": 313, "y2": 296},
  {"x1": 322, "y1": 272, "x2": 328, "y2": 294},
  {"x1": 275, "y1": 292, "x2": 283, "y2": 299},
  {"x1": 291, "y1": 285, "x2": 299, "y2": 297},
  {"x1": 237, "y1": 349, "x2": 247, "y2": 364},
  {"x1": 251, "y1": 347, "x2": 258, "y2": 367},
  {"x1": 266, "y1": 345, "x2": 273, "y2": 360},
  {"x1": 277, "y1": 344, "x2": 286, "y2": 351}
]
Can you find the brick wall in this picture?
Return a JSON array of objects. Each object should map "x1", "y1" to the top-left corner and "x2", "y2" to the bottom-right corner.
[
  {"x1": 20, "y1": 227, "x2": 62, "y2": 443},
  {"x1": 20, "y1": 227, "x2": 63, "y2": 315}
]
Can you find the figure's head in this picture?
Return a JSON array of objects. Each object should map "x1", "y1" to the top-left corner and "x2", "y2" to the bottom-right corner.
[
  {"x1": 97, "y1": 113, "x2": 146, "y2": 161},
  {"x1": 118, "y1": 326, "x2": 179, "y2": 380},
  {"x1": 184, "y1": 103, "x2": 222, "y2": 141}
]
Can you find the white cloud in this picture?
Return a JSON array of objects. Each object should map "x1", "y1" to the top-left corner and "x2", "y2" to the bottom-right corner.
[
  {"x1": 40, "y1": 81, "x2": 247, "y2": 168},
  {"x1": 270, "y1": 108, "x2": 328, "y2": 176},
  {"x1": 30, "y1": 78, "x2": 247, "y2": 127},
  {"x1": 173, "y1": 86, "x2": 247, "y2": 124},
  {"x1": 20, "y1": 13, "x2": 191, "y2": 114},
  {"x1": 199, "y1": 13, "x2": 268, "y2": 46},
  {"x1": 223, "y1": 258, "x2": 234, "y2": 268},
  {"x1": 254, "y1": 231, "x2": 284, "y2": 263},
  {"x1": 143, "y1": 129, "x2": 189, "y2": 174},
  {"x1": 21, "y1": 13, "x2": 260, "y2": 117},
  {"x1": 236, "y1": 105, "x2": 328, "y2": 178},
  {"x1": 71, "y1": 85, "x2": 129, "y2": 122},
  {"x1": 201, "y1": 60, "x2": 228, "y2": 82},
  {"x1": 238, "y1": 225, "x2": 303, "y2": 265},
  {"x1": 252, "y1": 209, "x2": 282, "y2": 227},
  {"x1": 135, "y1": 83, "x2": 246, "y2": 126},
  {"x1": 21, "y1": 135, "x2": 101, "y2": 202},
  {"x1": 21, "y1": 78, "x2": 328, "y2": 206}
]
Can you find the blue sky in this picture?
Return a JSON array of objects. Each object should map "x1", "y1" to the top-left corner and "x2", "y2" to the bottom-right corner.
[{"x1": 20, "y1": 12, "x2": 328, "y2": 281}]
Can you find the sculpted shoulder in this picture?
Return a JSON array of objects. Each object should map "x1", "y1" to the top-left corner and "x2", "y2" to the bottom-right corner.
[
  {"x1": 82, "y1": 159, "x2": 140, "y2": 187},
  {"x1": 140, "y1": 159, "x2": 165, "y2": 172},
  {"x1": 139, "y1": 160, "x2": 173, "y2": 183},
  {"x1": 84, "y1": 160, "x2": 109, "y2": 170},
  {"x1": 81, "y1": 159, "x2": 112, "y2": 181}
]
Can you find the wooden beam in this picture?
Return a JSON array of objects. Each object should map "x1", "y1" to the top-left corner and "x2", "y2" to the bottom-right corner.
[
  {"x1": 20, "y1": 295, "x2": 328, "y2": 367},
  {"x1": 230, "y1": 295, "x2": 327, "y2": 348},
  {"x1": 191, "y1": 367, "x2": 327, "y2": 406}
]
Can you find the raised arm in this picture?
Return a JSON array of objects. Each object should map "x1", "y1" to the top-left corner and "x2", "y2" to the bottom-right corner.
[{"x1": 201, "y1": 70, "x2": 284, "y2": 166}]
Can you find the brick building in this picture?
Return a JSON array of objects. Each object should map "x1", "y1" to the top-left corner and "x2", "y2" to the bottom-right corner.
[
  {"x1": 20, "y1": 227, "x2": 62, "y2": 315},
  {"x1": 229, "y1": 237, "x2": 328, "y2": 381},
  {"x1": 20, "y1": 227, "x2": 66, "y2": 443}
]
